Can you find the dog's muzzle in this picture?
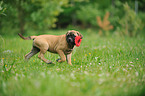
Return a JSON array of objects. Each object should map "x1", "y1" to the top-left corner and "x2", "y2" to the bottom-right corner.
[{"x1": 68, "y1": 38, "x2": 73, "y2": 43}]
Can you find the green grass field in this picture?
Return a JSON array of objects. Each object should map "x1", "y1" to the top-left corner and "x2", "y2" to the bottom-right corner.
[{"x1": 0, "y1": 30, "x2": 145, "y2": 96}]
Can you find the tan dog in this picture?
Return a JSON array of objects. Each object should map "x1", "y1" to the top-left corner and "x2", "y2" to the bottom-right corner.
[{"x1": 18, "y1": 30, "x2": 83, "y2": 65}]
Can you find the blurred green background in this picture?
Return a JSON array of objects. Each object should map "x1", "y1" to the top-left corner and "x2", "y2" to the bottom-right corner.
[{"x1": 0, "y1": 0, "x2": 145, "y2": 36}]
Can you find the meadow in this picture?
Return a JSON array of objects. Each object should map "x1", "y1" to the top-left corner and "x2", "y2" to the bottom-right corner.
[{"x1": 0, "y1": 30, "x2": 145, "y2": 96}]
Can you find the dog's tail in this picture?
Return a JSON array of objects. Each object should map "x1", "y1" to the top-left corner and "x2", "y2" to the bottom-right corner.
[{"x1": 18, "y1": 33, "x2": 37, "y2": 40}]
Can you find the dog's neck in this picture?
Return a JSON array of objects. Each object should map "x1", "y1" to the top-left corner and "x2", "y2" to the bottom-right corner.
[{"x1": 67, "y1": 43, "x2": 74, "y2": 49}]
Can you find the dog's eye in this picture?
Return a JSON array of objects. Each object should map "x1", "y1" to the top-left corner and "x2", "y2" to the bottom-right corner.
[
  {"x1": 73, "y1": 34, "x2": 76, "y2": 38},
  {"x1": 70, "y1": 32, "x2": 73, "y2": 35}
]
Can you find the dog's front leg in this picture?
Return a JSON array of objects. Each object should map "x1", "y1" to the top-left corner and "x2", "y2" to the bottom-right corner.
[
  {"x1": 66, "y1": 53, "x2": 72, "y2": 66},
  {"x1": 56, "y1": 50, "x2": 66, "y2": 63}
]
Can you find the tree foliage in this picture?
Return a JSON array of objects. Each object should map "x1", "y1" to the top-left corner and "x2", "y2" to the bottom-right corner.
[
  {"x1": 0, "y1": 1, "x2": 6, "y2": 15},
  {"x1": 0, "y1": 0, "x2": 145, "y2": 36},
  {"x1": 30, "y1": 0, "x2": 69, "y2": 29},
  {"x1": 116, "y1": 3, "x2": 143, "y2": 37},
  {"x1": 76, "y1": 3, "x2": 101, "y2": 27},
  {"x1": 0, "y1": 0, "x2": 69, "y2": 35}
]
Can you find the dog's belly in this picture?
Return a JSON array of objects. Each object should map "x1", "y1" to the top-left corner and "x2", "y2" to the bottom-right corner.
[
  {"x1": 47, "y1": 48, "x2": 57, "y2": 54},
  {"x1": 64, "y1": 49, "x2": 73, "y2": 55},
  {"x1": 47, "y1": 49, "x2": 72, "y2": 55}
]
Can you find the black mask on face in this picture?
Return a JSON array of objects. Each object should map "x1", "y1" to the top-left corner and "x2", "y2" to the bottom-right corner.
[{"x1": 66, "y1": 33, "x2": 76, "y2": 45}]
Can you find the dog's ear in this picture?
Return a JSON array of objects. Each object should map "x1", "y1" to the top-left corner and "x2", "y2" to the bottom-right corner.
[
  {"x1": 66, "y1": 32, "x2": 69, "y2": 36},
  {"x1": 66, "y1": 31, "x2": 73, "y2": 36},
  {"x1": 77, "y1": 32, "x2": 83, "y2": 39}
]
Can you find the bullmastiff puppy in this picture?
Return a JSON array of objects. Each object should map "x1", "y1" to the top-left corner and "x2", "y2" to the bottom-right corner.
[{"x1": 18, "y1": 30, "x2": 83, "y2": 65}]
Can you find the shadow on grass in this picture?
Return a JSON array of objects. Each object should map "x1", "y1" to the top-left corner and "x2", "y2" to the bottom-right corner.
[{"x1": 46, "y1": 63, "x2": 55, "y2": 67}]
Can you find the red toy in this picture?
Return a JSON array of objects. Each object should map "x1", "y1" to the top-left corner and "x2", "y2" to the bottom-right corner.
[{"x1": 75, "y1": 36, "x2": 82, "y2": 47}]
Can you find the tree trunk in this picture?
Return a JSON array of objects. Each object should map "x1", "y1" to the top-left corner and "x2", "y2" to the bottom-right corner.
[
  {"x1": 111, "y1": 0, "x2": 115, "y2": 17},
  {"x1": 17, "y1": 0, "x2": 25, "y2": 35},
  {"x1": 135, "y1": 0, "x2": 138, "y2": 14},
  {"x1": 71, "y1": 0, "x2": 77, "y2": 26}
]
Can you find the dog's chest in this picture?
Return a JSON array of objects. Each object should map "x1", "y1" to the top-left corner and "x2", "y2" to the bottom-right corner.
[{"x1": 64, "y1": 49, "x2": 73, "y2": 55}]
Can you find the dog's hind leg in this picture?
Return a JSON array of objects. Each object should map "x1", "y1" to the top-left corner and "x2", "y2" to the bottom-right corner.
[
  {"x1": 25, "y1": 46, "x2": 40, "y2": 61},
  {"x1": 37, "y1": 45, "x2": 52, "y2": 64}
]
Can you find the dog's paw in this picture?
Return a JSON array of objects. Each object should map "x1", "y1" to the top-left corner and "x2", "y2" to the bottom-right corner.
[
  {"x1": 69, "y1": 63, "x2": 72, "y2": 66},
  {"x1": 47, "y1": 61, "x2": 52, "y2": 64},
  {"x1": 56, "y1": 58, "x2": 61, "y2": 62}
]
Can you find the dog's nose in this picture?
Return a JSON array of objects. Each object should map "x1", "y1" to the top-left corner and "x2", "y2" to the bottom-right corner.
[{"x1": 68, "y1": 38, "x2": 73, "y2": 42}]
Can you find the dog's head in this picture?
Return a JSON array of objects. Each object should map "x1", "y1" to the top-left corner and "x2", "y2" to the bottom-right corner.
[{"x1": 66, "y1": 30, "x2": 83, "y2": 47}]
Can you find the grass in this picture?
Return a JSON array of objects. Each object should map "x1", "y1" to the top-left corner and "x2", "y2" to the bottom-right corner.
[{"x1": 0, "y1": 30, "x2": 145, "y2": 96}]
